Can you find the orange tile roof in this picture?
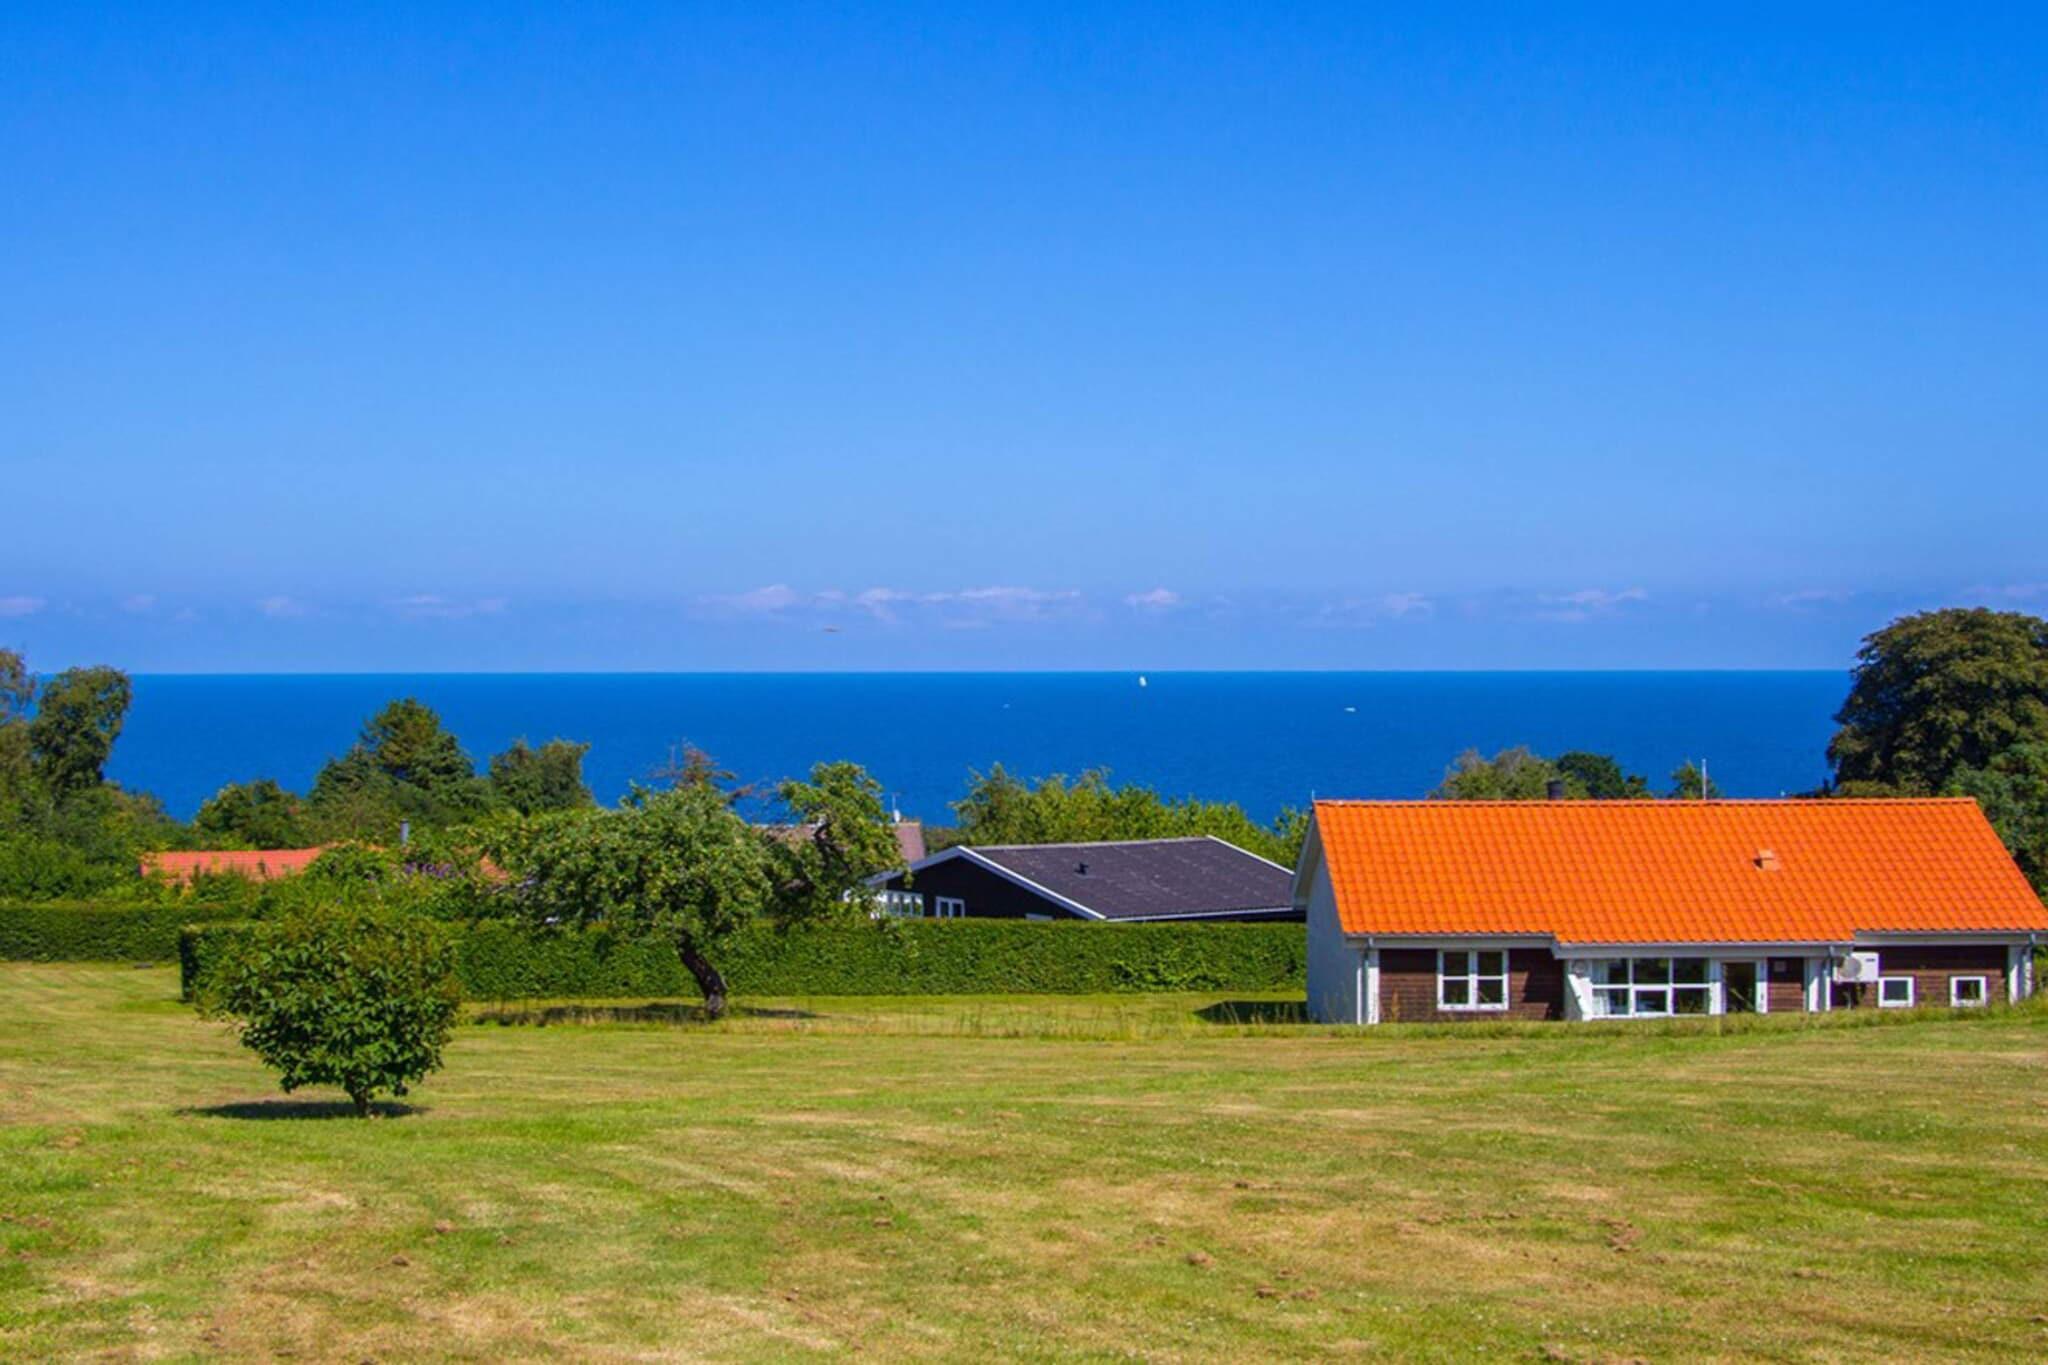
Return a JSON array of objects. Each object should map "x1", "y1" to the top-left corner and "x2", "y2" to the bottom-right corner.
[
  {"x1": 1312, "y1": 799, "x2": 2048, "y2": 945},
  {"x1": 141, "y1": 848, "x2": 325, "y2": 884}
]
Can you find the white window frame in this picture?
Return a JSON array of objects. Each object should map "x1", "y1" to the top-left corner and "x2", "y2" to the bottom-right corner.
[
  {"x1": 1950, "y1": 975, "x2": 1988, "y2": 1008},
  {"x1": 933, "y1": 896, "x2": 966, "y2": 920},
  {"x1": 1589, "y1": 957, "x2": 1716, "y2": 1018},
  {"x1": 1877, "y1": 975, "x2": 1914, "y2": 1008},
  {"x1": 1437, "y1": 949, "x2": 1510, "y2": 1012}
]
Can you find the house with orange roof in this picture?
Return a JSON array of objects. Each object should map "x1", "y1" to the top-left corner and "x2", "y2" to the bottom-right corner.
[
  {"x1": 141, "y1": 848, "x2": 326, "y2": 885},
  {"x1": 1297, "y1": 798, "x2": 2046, "y2": 1025}
]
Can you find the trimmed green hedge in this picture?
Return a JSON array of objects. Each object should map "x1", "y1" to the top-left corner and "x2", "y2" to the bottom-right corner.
[
  {"x1": 182, "y1": 917, "x2": 1307, "y2": 1001},
  {"x1": 0, "y1": 901, "x2": 251, "y2": 962}
]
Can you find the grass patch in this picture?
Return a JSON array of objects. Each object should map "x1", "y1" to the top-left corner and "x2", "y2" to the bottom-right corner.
[{"x1": 2, "y1": 964, "x2": 2045, "y2": 1360}]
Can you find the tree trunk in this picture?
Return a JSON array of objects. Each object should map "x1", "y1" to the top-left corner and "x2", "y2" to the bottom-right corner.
[
  {"x1": 679, "y1": 942, "x2": 728, "y2": 1020},
  {"x1": 350, "y1": 1088, "x2": 371, "y2": 1118}
]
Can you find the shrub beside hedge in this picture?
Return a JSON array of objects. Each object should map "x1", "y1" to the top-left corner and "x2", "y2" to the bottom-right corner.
[
  {"x1": 0, "y1": 901, "x2": 250, "y2": 962},
  {"x1": 182, "y1": 917, "x2": 1307, "y2": 1001}
]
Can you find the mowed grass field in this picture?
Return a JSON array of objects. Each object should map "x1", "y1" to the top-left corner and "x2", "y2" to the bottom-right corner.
[{"x1": 2, "y1": 965, "x2": 2046, "y2": 1361}]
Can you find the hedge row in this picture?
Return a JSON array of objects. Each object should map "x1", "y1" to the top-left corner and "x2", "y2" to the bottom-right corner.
[
  {"x1": 181, "y1": 917, "x2": 1308, "y2": 1001},
  {"x1": 0, "y1": 901, "x2": 251, "y2": 962}
]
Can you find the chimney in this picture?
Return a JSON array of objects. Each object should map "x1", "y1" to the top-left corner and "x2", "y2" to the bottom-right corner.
[
  {"x1": 1755, "y1": 848, "x2": 1780, "y2": 872},
  {"x1": 1545, "y1": 779, "x2": 1565, "y2": 801}
]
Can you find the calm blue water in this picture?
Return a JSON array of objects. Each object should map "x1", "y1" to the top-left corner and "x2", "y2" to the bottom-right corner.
[{"x1": 108, "y1": 672, "x2": 1847, "y2": 822}]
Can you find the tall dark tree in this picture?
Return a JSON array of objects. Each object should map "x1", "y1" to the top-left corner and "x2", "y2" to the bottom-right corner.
[
  {"x1": 1829, "y1": 608, "x2": 2048, "y2": 794},
  {"x1": 487, "y1": 738, "x2": 594, "y2": 815},
  {"x1": 26, "y1": 666, "x2": 132, "y2": 800},
  {"x1": 1947, "y1": 742, "x2": 2048, "y2": 895},
  {"x1": 1555, "y1": 751, "x2": 1650, "y2": 799},
  {"x1": 310, "y1": 698, "x2": 489, "y2": 836}
]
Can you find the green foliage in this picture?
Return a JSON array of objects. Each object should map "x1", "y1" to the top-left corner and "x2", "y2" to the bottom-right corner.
[
  {"x1": 183, "y1": 916, "x2": 1308, "y2": 1002},
  {"x1": 2, "y1": 900, "x2": 251, "y2": 961},
  {"x1": 1830, "y1": 607, "x2": 2048, "y2": 794},
  {"x1": 770, "y1": 761, "x2": 904, "y2": 919},
  {"x1": 309, "y1": 698, "x2": 492, "y2": 840},
  {"x1": 26, "y1": 666, "x2": 133, "y2": 800},
  {"x1": 487, "y1": 738, "x2": 594, "y2": 814},
  {"x1": 946, "y1": 765, "x2": 1305, "y2": 867},
  {"x1": 197, "y1": 907, "x2": 462, "y2": 1115},
  {"x1": 1947, "y1": 741, "x2": 2048, "y2": 895},
  {"x1": 1431, "y1": 746, "x2": 1561, "y2": 799},
  {"x1": 1666, "y1": 761, "x2": 1723, "y2": 801},
  {"x1": 194, "y1": 779, "x2": 315, "y2": 849},
  {"x1": 490, "y1": 784, "x2": 775, "y2": 1016},
  {"x1": 1555, "y1": 751, "x2": 1650, "y2": 799}
]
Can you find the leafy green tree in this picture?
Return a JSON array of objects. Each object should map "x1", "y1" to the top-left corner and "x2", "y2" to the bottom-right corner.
[
  {"x1": 946, "y1": 765, "x2": 1305, "y2": 867},
  {"x1": 487, "y1": 738, "x2": 593, "y2": 814},
  {"x1": 491, "y1": 785, "x2": 775, "y2": 1018},
  {"x1": 1667, "y1": 762, "x2": 1723, "y2": 800},
  {"x1": 309, "y1": 698, "x2": 490, "y2": 838},
  {"x1": 1555, "y1": 751, "x2": 1650, "y2": 799},
  {"x1": 26, "y1": 666, "x2": 132, "y2": 800},
  {"x1": 199, "y1": 906, "x2": 461, "y2": 1116},
  {"x1": 1947, "y1": 742, "x2": 2048, "y2": 894},
  {"x1": 1829, "y1": 608, "x2": 2048, "y2": 794},
  {"x1": 0, "y1": 650, "x2": 34, "y2": 822},
  {"x1": 195, "y1": 778, "x2": 315, "y2": 848},
  {"x1": 1431, "y1": 747, "x2": 1559, "y2": 800},
  {"x1": 771, "y1": 762, "x2": 905, "y2": 917}
]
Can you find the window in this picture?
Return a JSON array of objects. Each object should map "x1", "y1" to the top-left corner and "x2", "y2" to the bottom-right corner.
[
  {"x1": 1951, "y1": 975, "x2": 1987, "y2": 1007},
  {"x1": 1591, "y1": 958, "x2": 1714, "y2": 1017},
  {"x1": 874, "y1": 890, "x2": 923, "y2": 919},
  {"x1": 933, "y1": 896, "x2": 966, "y2": 920},
  {"x1": 1878, "y1": 976, "x2": 1914, "y2": 1008},
  {"x1": 1438, "y1": 950, "x2": 1509, "y2": 1011}
]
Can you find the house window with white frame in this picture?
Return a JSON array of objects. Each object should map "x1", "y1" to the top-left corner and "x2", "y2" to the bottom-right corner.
[
  {"x1": 933, "y1": 896, "x2": 966, "y2": 920},
  {"x1": 1877, "y1": 975, "x2": 1915, "y2": 1008},
  {"x1": 1438, "y1": 950, "x2": 1509, "y2": 1011},
  {"x1": 1950, "y1": 975, "x2": 1987, "y2": 1007},
  {"x1": 1590, "y1": 957, "x2": 1713, "y2": 1017}
]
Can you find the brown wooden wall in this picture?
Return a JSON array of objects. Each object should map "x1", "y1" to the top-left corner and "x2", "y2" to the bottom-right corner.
[
  {"x1": 1765, "y1": 956, "x2": 1807, "y2": 1013},
  {"x1": 1849, "y1": 943, "x2": 2011, "y2": 1009},
  {"x1": 878, "y1": 858, "x2": 1082, "y2": 919},
  {"x1": 1377, "y1": 948, "x2": 1565, "y2": 1023}
]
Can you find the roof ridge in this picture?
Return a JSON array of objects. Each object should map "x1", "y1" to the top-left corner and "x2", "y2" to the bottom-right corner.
[
  {"x1": 970, "y1": 836, "x2": 1223, "y2": 850},
  {"x1": 1310, "y1": 797, "x2": 1978, "y2": 808}
]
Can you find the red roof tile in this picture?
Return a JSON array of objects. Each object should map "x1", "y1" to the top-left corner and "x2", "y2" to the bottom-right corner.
[
  {"x1": 140, "y1": 848, "x2": 325, "y2": 884},
  {"x1": 1312, "y1": 799, "x2": 2048, "y2": 944}
]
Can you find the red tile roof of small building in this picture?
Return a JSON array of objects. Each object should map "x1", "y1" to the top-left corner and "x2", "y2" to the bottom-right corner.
[
  {"x1": 1311, "y1": 798, "x2": 2048, "y2": 944},
  {"x1": 140, "y1": 848, "x2": 325, "y2": 884}
]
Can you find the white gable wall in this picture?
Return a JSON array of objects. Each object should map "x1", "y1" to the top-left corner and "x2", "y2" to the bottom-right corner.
[{"x1": 1300, "y1": 829, "x2": 1362, "y2": 1024}]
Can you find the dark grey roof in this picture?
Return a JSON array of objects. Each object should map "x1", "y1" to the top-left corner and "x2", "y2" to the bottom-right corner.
[{"x1": 965, "y1": 837, "x2": 1293, "y2": 920}]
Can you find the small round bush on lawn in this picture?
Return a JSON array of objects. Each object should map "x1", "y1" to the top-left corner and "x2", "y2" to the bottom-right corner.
[{"x1": 199, "y1": 906, "x2": 461, "y2": 1116}]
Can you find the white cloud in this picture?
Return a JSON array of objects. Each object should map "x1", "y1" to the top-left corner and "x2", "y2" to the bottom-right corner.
[
  {"x1": 0, "y1": 595, "x2": 44, "y2": 618},
  {"x1": 1381, "y1": 592, "x2": 1434, "y2": 619},
  {"x1": 1123, "y1": 587, "x2": 1182, "y2": 612},
  {"x1": 701, "y1": 584, "x2": 1087, "y2": 626},
  {"x1": 120, "y1": 594, "x2": 157, "y2": 614},
  {"x1": 255, "y1": 595, "x2": 307, "y2": 618},
  {"x1": 1983, "y1": 583, "x2": 2048, "y2": 602},
  {"x1": 391, "y1": 594, "x2": 510, "y2": 621},
  {"x1": 1769, "y1": 588, "x2": 1852, "y2": 611},
  {"x1": 1531, "y1": 586, "x2": 1648, "y2": 623}
]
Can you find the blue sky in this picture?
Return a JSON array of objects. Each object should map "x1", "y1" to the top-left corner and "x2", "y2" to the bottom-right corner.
[{"x1": 4, "y1": 3, "x2": 2044, "y2": 671}]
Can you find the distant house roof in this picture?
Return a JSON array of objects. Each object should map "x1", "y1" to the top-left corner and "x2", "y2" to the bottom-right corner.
[
  {"x1": 141, "y1": 848, "x2": 325, "y2": 884},
  {"x1": 1309, "y1": 798, "x2": 2048, "y2": 945},
  {"x1": 759, "y1": 820, "x2": 926, "y2": 869},
  {"x1": 903, "y1": 836, "x2": 1294, "y2": 921}
]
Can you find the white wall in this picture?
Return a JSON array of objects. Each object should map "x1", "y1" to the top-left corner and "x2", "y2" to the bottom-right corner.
[{"x1": 1301, "y1": 830, "x2": 1362, "y2": 1025}]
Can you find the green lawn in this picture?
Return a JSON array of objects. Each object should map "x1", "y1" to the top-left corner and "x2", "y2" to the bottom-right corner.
[{"x1": 2, "y1": 965, "x2": 2045, "y2": 1361}]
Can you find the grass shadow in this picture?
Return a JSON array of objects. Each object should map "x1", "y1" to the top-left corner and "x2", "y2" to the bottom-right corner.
[
  {"x1": 180, "y1": 1098, "x2": 425, "y2": 1120},
  {"x1": 471, "y1": 1001, "x2": 822, "y2": 1028},
  {"x1": 1195, "y1": 999, "x2": 1309, "y2": 1026}
]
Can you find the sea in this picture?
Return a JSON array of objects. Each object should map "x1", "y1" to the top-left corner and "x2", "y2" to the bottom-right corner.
[{"x1": 107, "y1": 672, "x2": 1849, "y2": 823}]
